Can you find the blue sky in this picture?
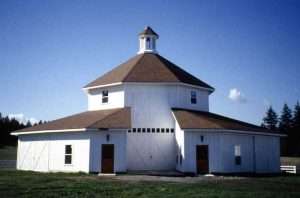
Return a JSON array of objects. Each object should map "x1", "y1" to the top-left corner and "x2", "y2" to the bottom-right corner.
[{"x1": 0, "y1": 0, "x2": 299, "y2": 124}]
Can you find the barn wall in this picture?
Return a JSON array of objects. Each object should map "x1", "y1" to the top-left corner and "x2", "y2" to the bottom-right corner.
[
  {"x1": 89, "y1": 130, "x2": 127, "y2": 173},
  {"x1": 219, "y1": 133, "x2": 255, "y2": 173},
  {"x1": 174, "y1": 116, "x2": 185, "y2": 172},
  {"x1": 182, "y1": 130, "x2": 281, "y2": 174},
  {"x1": 87, "y1": 85, "x2": 125, "y2": 111},
  {"x1": 17, "y1": 132, "x2": 90, "y2": 173},
  {"x1": 255, "y1": 135, "x2": 280, "y2": 173},
  {"x1": 127, "y1": 132, "x2": 176, "y2": 171},
  {"x1": 183, "y1": 131, "x2": 221, "y2": 173},
  {"x1": 124, "y1": 83, "x2": 209, "y2": 128}
]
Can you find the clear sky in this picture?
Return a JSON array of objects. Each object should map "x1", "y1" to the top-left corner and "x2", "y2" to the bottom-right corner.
[{"x1": 1, "y1": 0, "x2": 300, "y2": 125}]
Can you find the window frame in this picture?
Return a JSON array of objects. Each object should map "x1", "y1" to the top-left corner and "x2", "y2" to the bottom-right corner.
[
  {"x1": 234, "y1": 145, "x2": 242, "y2": 165},
  {"x1": 102, "y1": 90, "x2": 109, "y2": 104},
  {"x1": 64, "y1": 145, "x2": 73, "y2": 165},
  {"x1": 191, "y1": 91, "x2": 197, "y2": 104}
]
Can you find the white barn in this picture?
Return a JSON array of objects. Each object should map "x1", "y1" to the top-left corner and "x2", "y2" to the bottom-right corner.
[{"x1": 12, "y1": 27, "x2": 282, "y2": 175}]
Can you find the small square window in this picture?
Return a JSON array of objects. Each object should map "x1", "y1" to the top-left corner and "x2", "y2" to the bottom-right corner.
[
  {"x1": 133, "y1": 128, "x2": 136, "y2": 133},
  {"x1": 166, "y1": 128, "x2": 170, "y2": 133},
  {"x1": 152, "y1": 128, "x2": 155, "y2": 133},
  {"x1": 156, "y1": 128, "x2": 160, "y2": 133},
  {"x1": 147, "y1": 128, "x2": 151, "y2": 133},
  {"x1": 128, "y1": 129, "x2": 131, "y2": 133},
  {"x1": 102, "y1": 90, "x2": 108, "y2": 103},
  {"x1": 191, "y1": 91, "x2": 197, "y2": 104},
  {"x1": 137, "y1": 128, "x2": 141, "y2": 133},
  {"x1": 171, "y1": 129, "x2": 174, "y2": 133},
  {"x1": 161, "y1": 128, "x2": 165, "y2": 133},
  {"x1": 142, "y1": 128, "x2": 146, "y2": 133}
]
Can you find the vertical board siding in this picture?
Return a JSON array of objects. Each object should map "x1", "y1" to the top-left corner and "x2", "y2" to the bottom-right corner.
[
  {"x1": 18, "y1": 133, "x2": 90, "y2": 173},
  {"x1": 89, "y1": 130, "x2": 127, "y2": 173},
  {"x1": 182, "y1": 131, "x2": 280, "y2": 174},
  {"x1": 127, "y1": 132, "x2": 176, "y2": 171}
]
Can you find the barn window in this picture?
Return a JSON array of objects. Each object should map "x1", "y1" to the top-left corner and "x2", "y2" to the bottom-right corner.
[
  {"x1": 191, "y1": 91, "x2": 197, "y2": 104},
  {"x1": 64, "y1": 145, "x2": 72, "y2": 165},
  {"x1": 146, "y1": 37, "x2": 151, "y2": 49},
  {"x1": 234, "y1": 145, "x2": 241, "y2": 165},
  {"x1": 102, "y1": 90, "x2": 108, "y2": 103}
]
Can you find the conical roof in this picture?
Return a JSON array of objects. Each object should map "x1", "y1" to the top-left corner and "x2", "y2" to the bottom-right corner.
[
  {"x1": 84, "y1": 53, "x2": 214, "y2": 90},
  {"x1": 139, "y1": 26, "x2": 159, "y2": 37}
]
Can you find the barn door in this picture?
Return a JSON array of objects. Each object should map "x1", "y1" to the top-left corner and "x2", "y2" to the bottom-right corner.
[
  {"x1": 196, "y1": 145, "x2": 209, "y2": 174},
  {"x1": 101, "y1": 144, "x2": 114, "y2": 173}
]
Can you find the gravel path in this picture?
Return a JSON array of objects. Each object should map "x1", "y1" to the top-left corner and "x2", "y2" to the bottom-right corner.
[{"x1": 111, "y1": 174, "x2": 244, "y2": 183}]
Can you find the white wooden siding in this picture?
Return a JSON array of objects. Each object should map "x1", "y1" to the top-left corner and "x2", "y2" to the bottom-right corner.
[
  {"x1": 127, "y1": 132, "x2": 176, "y2": 170},
  {"x1": 182, "y1": 131, "x2": 280, "y2": 174}
]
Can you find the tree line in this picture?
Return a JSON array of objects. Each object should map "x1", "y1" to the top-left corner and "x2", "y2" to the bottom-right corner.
[
  {"x1": 0, "y1": 113, "x2": 46, "y2": 146},
  {"x1": 262, "y1": 102, "x2": 300, "y2": 156}
]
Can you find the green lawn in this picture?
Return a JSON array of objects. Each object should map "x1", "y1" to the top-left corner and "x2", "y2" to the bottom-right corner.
[
  {"x1": 0, "y1": 146, "x2": 16, "y2": 160},
  {"x1": 0, "y1": 170, "x2": 299, "y2": 198}
]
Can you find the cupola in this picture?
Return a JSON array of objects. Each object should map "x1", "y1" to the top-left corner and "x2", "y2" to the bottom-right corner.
[{"x1": 138, "y1": 26, "x2": 159, "y2": 54}]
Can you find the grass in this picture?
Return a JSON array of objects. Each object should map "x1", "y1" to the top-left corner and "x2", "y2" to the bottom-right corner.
[
  {"x1": 0, "y1": 170, "x2": 300, "y2": 197},
  {"x1": 0, "y1": 146, "x2": 16, "y2": 160}
]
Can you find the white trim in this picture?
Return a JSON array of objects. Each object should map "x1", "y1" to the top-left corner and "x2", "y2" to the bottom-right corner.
[
  {"x1": 184, "y1": 129, "x2": 286, "y2": 137},
  {"x1": 82, "y1": 82, "x2": 123, "y2": 91},
  {"x1": 11, "y1": 128, "x2": 129, "y2": 136},
  {"x1": 100, "y1": 128, "x2": 130, "y2": 131},
  {"x1": 11, "y1": 128, "x2": 89, "y2": 136},
  {"x1": 83, "y1": 81, "x2": 214, "y2": 93}
]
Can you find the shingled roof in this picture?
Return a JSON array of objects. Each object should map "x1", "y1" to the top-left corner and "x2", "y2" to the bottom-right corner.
[
  {"x1": 84, "y1": 53, "x2": 214, "y2": 90},
  {"x1": 12, "y1": 108, "x2": 131, "y2": 134},
  {"x1": 172, "y1": 108, "x2": 272, "y2": 133},
  {"x1": 139, "y1": 26, "x2": 159, "y2": 37}
]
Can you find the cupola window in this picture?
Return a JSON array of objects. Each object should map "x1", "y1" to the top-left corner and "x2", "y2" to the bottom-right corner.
[{"x1": 146, "y1": 37, "x2": 151, "y2": 49}]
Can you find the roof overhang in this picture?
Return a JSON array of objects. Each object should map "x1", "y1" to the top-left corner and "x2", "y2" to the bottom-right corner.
[
  {"x1": 183, "y1": 128, "x2": 286, "y2": 137},
  {"x1": 11, "y1": 127, "x2": 129, "y2": 136},
  {"x1": 83, "y1": 82, "x2": 215, "y2": 93}
]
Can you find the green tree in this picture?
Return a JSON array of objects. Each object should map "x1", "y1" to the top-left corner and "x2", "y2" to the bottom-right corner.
[
  {"x1": 290, "y1": 101, "x2": 300, "y2": 156},
  {"x1": 293, "y1": 101, "x2": 300, "y2": 130},
  {"x1": 279, "y1": 104, "x2": 293, "y2": 134},
  {"x1": 262, "y1": 106, "x2": 278, "y2": 131}
]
